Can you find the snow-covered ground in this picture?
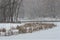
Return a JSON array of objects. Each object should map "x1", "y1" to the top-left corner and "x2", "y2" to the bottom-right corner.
[
  {"x1": 18, "y1": 17, "x2": 60, "y2": 21},
  {"x1": 0, "y1": 23, "x2": 25, "y2": 30},
  {"x1": 0, "y1": 22, "x2": 60, "y2": 40}
]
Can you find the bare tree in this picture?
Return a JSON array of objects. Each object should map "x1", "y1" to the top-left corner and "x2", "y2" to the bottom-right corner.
[
  {"x1": 0, "y1": 0, "x2": 9, "y2": 22},
  {"x1": 16, "y1": 0, "x2": 23, "y2": 22},
  {"x1": 0, "y1": 0, "x2": 23, "y2": 22},
  {"x1": 47, "y1": 0, "x2": 56, "y2": 18}
]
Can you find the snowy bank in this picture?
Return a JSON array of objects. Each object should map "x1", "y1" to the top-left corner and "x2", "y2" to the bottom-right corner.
[
  {"x1": 0, "y1": 22, "x2": 56, "y2": 36},
  {"x1": 0, "y1": 23, "x2": 25, "y2": 30},
  {"x1": 0, "y1": 22, "x2": 59, "y2": 40}
]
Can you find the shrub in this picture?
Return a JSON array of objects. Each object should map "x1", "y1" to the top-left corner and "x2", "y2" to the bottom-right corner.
[
  {"x1": 2, "y1": 28, "x2": 6, "y2": 32},
  {"x1": 0, "y1": 29, "x2": 1, "y2": 32}
]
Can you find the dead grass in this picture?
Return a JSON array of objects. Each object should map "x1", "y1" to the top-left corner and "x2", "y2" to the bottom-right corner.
[
  {"x1": 0, "y1": 22, "x2": 56, "y2": 36},
  {"x1": 16, "y1": 22, "x2": 56, "y2": 33}
]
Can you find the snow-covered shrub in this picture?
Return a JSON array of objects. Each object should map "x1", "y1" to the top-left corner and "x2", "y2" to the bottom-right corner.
[
  {"x1": 5, "y1": 31, "x2": 10, "y2": 36},
  {"x1": 7, "y1": 27, "x2": 19, "y2": 35},
  {"x1": 10, "y1": 29, "x2": 19, "y2": 35},
  {"x1": 2, "y1": 28, "x2": 6, "y2": 32},
  {"x1": 0, "y1": 32, "x2": 6, "y2": 36},
  {"x1": 0, "y1": 22, "x2": 56, "y2": 36},
  {"x1": 18, "y1": 23, "x2": 56, "y2": 32},
  {"x1": 24, "y1": 27, "x2": 33, "y2": 33},
  {"x1": 0, "y1": 29, "x2": 1, "y2": 32},
  {"x1": 16, "y1": 25, "x2": 33, "y2": 33},
  {"x1": 18, "y1": 26, "x2": 26, "y2": 33},
  {"x1": 16, "y1": 26, "x2": 20, "y2": 29},
  {"x1": 0, "y1": 28, "x2": 6, "y2": 36}
]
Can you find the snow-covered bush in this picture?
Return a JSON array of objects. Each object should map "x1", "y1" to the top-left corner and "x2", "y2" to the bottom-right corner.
[
  {"x1": 0, "y1": 22, "x2": 56, "y2": 36},
  {"x1": 16, "y1": 22, "x2": 56, "y2": 33},
  {"x1": 2, "y1": 28, "x2": 6, "y2": 32}
]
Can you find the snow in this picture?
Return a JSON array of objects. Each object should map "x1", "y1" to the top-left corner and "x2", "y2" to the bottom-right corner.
[
  {"x1": 0, "y1": 23, "x2": 25, "y2": 30},
  {"x1": 0, "y1": 32, "x2": 6, "y2": 36},
  {"x1": 0, "y1": 22, "x2": 60, "y2": 40},
  {"x1": 19, "y1": 17, "x2": 60, "y2": 22}
]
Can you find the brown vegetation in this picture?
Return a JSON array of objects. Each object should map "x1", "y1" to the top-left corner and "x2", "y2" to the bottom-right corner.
[
  {"x1": 2, "y1": 28, "x2": 6, "y2": 32},
  {"x1": 0, "y1": 22, "x2": 56, "y2": 36},
  {"x1": 0, "y1": 28, "x2": 6, "y2": 32},
  {"x1": 16, "y1": 23, "x2": 56, "y2": 33}
]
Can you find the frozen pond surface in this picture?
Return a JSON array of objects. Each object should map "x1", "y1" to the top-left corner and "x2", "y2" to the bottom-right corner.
[{"x1": 0, "y1": 22, "x2": 60, "y2": 40}]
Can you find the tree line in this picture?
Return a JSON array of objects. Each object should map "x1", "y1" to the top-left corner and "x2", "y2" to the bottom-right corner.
[{"x1": 0, "y1": 0, "x2": 23, "y2": 23}]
